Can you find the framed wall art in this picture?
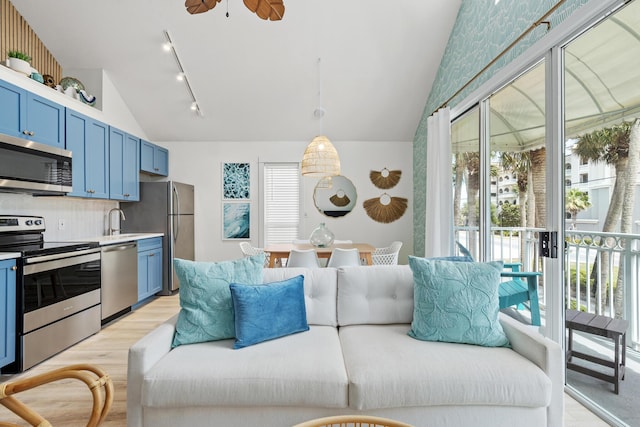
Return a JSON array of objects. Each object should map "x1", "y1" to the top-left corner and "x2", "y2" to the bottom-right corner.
[
  {"x1": 223, "y1": 202, "x2": 250, "y2": 239},
  {"x1": 222, "y1": 162, "x2": 250, "y2": 200}
]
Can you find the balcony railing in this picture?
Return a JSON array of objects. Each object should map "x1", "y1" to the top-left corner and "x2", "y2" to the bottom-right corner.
[{"x1": 454, "y1": 227, "x2": 640, "y2": 350}]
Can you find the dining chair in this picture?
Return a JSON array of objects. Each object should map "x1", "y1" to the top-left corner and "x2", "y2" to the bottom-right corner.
[
  {"x1": 286, "y1": 249, "x2": 321, "y2": 268},
  {"x1": 327, "y1": 247, "x2": 361, "y2": 267},
  {"x1": 238, "y1": 242, "x2": 271, "y2": 267},
  {"x1": 371, "y1": 241, "x2": 403, "y2": 265}
]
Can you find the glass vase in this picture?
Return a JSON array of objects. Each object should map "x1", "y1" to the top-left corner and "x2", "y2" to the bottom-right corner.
[{"x1": 309, "y1": 222, "x2": 334, "y2": 247}]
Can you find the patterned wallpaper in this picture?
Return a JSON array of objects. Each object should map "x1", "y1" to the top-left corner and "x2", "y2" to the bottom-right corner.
[{"x1": 412, "y1": 0, "x2": 590, "y2": 256}]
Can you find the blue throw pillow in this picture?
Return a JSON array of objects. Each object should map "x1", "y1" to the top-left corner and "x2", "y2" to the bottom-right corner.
[
  {"x1": 172, "y1": 254, "x2": 265, "y2": 347},
  {"x1": 408, "y1": 256, "x2": 510, "y2": 347},
  {"x1": 230, "y1": 275, "x2": 309, "y2": 349}
]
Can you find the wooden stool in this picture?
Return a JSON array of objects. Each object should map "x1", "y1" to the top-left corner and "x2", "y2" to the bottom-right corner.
[{"x1": 565, "y1": 309, "x2": 628, "y2": 394}]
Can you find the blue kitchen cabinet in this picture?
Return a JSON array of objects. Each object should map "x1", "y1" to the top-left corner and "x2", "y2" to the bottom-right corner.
[
  {"x1": 0, "y1": 79, "x2": 65, "y2": 148},
  {"x1": 0, "y1": 259, "x2": 17, "y2": 369},
  {"x1": 140, "y1": 139, "x2": 169, "y2": 176},
  {"x1": 66, "y1": 109, "x2": 110, "y2": 198},
  {"x1": 138, "y1": 238, "x2": 163, "y2": 302},
  {"x1": 109, "y1": 127, "x2": 140, "y2": 201}
]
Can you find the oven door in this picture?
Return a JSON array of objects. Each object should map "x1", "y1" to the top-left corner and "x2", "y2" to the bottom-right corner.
[{"x1": 22, "y1": 248, "x2": 101, "y2": 333}]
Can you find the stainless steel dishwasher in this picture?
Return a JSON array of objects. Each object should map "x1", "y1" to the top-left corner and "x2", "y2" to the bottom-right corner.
[{"x1": 101, "y1": 242, "x2": 138, "y2": 321}]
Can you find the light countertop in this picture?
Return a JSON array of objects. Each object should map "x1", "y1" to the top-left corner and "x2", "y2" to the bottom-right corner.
[
  {"x1": 80, "y1": 233, "x2": 164, "y2": 246},
  {"x1": 0, "y1": 252, "x2": 21, "y2": 261}
]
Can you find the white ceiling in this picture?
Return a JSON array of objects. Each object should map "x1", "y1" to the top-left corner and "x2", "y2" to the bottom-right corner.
[{"x1": 11, "y1": 0, "x2": 461, "y2": 143}]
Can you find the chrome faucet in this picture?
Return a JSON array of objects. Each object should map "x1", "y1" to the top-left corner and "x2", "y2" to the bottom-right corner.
[{"x1": 108, "y1": 208, "x2": 126, "y2": 235}]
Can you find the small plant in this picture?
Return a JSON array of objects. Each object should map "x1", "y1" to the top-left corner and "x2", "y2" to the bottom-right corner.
[{"x1": 8, "y1": 50, "x2": 31, "y2": 63}]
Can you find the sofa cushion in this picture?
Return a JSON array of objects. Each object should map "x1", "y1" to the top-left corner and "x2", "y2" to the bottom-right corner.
[
  {"x1": 172, "y1": 255, "x2": 264, "y2": 347},
  {"x1": 263, "y1": 267, "x2": 338, "y2": 326},
  {"x1": 337, "y1": 265, "x2": 414, "y2": 326},
  {"x1": 408, "y1": 256, "x2": 509, "y2": 347},
  {"x1": 142, "y1": 325, "x2": 348, "y2": 408},
  {"x1": 339, "y1": 324, "x2": 552, "y2": 410},
  {"x1": 230, "y1": 275, "x2": 309, "y2": 349}
]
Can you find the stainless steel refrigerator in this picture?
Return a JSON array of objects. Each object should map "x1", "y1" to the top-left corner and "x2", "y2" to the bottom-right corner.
[{"x1": 121, "y1": 181, "x2": 195, "y2": 295}]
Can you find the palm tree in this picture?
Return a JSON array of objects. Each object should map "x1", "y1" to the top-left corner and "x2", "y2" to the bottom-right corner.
[
  {"x1": 565, "y1": 188, "x2": 591, "y2": 230},
  {"x1": 501, "y1": 151, "x2": 531, "y2": 228},
  {"x1": 574, "y1": 119, "x2": 640, "y2": 315}
]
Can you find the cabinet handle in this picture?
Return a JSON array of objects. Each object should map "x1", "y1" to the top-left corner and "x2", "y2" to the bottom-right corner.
[
  {"x1": 29, "y1": 131, "x2": 34, "y2": 136},
  {"x1": 88, "y1": 189, "x2": 95, "y2": 194},
  {"x1": 124, "y1": 193, "x2": 130, "y2": 197},
  {"x1": 11, "y1": 266, "x2": 17, "y2": 271},
  {"x1": 149, "y1": 253, "x2": 155, "y2": 257},
  {"x1": 154, "y1": 168, "x2": 159, "y2": 171},
  {"x1": 22, "y1": 130, "x2": 29, "y2": 135}
]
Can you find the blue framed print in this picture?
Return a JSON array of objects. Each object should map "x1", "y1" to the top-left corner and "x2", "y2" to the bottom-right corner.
[
  {"x1": 223, "y1": 162, "x2": 250, "y2": 200},
  {"x1": 223, "y1": 202, "x2": 250, "y2": 239}
]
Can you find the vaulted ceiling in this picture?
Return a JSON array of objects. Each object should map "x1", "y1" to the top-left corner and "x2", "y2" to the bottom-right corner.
[{"x1": 11, "y1": 0, "x2": 462, "y2": 143}]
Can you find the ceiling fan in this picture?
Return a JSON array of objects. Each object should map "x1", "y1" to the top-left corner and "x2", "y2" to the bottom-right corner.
[{"x1": 185, "y1": 0, "x2": 285, "y2": 21}]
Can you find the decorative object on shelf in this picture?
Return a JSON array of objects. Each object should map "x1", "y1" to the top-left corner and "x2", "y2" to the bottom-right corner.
[
  {"x1": 78, "y1": 89, "x2": 97, "y2": 106},
  {"x1": 313, "y1": 175, "x2": 356, "y2": 218},
  {"x1": 30, "y1": 71, "x2": 44, "y2": 84},
  {"x1": 223, "y1": 202, "x2": 251, "y2": 239},
  {"x1": 363, "y1": 193, "x2": 408, "y2": 224},
  {"x1": 309, "y1": 222, "x2": 334, "y2": 247},
  {"x1": 370, "y1": 167, "x2": 402, "y2": 189},
  {"x1": 59, "y1": 76, "x2": 85, "y2": 93},
  {"x1": 42, "y1": 74, "x2": 56, "y2": 88},
  {"x1": 64, "y1": 85, "x2": 78, "y2": 99},
  {"x1": 222, "y1": 162, "x2": 250, "y2": 200},
  {"x1": 185, "y1": 0, "x2": 285, "y2": 21},
  {"x1": 7, "y1": 50, "x2": 32, "y2": 75}
]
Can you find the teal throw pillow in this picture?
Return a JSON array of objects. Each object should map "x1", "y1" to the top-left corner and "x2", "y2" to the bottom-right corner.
[
  {"x1": 230, "y1": 275, "x2": 309, "y2": 349},
  {"x1": 172, "y1": 254, "x2": 265, "y2": 347},
  {"x1": 408, "y1": 256, "x2": 510, "y2": 347}
]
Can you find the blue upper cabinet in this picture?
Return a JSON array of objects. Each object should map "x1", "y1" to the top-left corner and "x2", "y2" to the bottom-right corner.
[
  {"x1": 66, "y1": 109, "x2": 110, "y2": 198},
  {"x1": 140, "y1": 139, "x2": 169, "y2": 176},
  {"x1": 109, "y1": 127, "x2": 140, "y2": 201},
  {"x1": 0, "y1": 80, "x2": 27, "y2": 139},
  {"x1": 0, "y1": 259, "x2": 17, "y2": 369},
  {"x1": 0, "y1": 80, "x2": 65, "y2": 148}
]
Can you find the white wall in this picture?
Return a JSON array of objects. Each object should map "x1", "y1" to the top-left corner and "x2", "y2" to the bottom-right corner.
[
  {"x1": 0, "y1": 193, "x2": 117, "y2": 241},
  {"x1": 160, "y1": 139, "x2": 414, "y2": 264}
]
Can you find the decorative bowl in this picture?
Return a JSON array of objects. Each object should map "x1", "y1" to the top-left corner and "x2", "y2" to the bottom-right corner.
[{"x1": 59, "y1": 76, "x2": 85, "y2": 92}]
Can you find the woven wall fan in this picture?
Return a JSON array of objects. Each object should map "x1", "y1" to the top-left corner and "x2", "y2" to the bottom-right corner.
[
  {"x1": 329, "y1": 189, "x2": 351, "y2": 207},
  {"x1": 369, "y1": 168, "x2": 401, "y2": 189},
  {"x1": 363, "y1": 193, "x2": 408, "y2": 224},
  {"x1": 185, "y1": 0, "x2": 285, "y2": 21}
]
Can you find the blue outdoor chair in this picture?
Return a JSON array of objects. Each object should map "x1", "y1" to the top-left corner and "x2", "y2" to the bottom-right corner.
[{"x1": 453, "y1": 242, "x2": 541, "y2": 326}]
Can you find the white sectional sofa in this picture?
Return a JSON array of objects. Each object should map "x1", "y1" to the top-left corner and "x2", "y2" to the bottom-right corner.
[{"x1": 127, "y1": 265, "x2": 563, "y2": 427}]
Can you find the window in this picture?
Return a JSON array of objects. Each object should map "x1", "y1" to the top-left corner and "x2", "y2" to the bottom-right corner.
[
  {"x1": 263, "y1": 163, "x2": 300, "y2": 246},
  {"x1": 580, "y1": 173, "x2": 588, "y2": 184}
]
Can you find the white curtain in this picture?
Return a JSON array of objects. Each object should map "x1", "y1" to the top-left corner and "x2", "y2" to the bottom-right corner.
[{"x1": 424, "y1": 107, "x2": 452, "y2": 258}]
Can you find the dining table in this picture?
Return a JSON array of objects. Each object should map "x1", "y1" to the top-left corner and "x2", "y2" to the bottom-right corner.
[{"x1": 264, "y1": 243, "x2": 376, "y2": 268}]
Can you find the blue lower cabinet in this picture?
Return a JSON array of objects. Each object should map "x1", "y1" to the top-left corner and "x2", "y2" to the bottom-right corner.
[
  {"x1": 0, "y1": 259, "x2": 17, "y2": 369},
  {"x1": 138, "y1": 238, "x2": 163, "y2": 302}
]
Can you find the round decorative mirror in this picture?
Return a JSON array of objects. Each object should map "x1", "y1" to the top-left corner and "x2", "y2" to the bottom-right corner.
[{"x1": 313, "y1": 175, "x2": 357, "y2": 217}]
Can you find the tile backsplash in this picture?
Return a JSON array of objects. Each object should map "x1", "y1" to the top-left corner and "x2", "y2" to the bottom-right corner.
[{"x1": 0, "y1": 193, "x2": 118, "y2": 241}]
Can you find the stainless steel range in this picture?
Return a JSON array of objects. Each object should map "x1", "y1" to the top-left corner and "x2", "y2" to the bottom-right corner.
[{"x1": 0, "y1": 215, "x2": 101, "y2": 373}]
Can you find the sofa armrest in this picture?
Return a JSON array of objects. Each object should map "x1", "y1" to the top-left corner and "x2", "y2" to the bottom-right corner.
[
  {"x1": 127, "y1": 314, "x2": 178, "y2": 427},
  {"x1": 499, "y1": 313, "x2": 564, "y2": 427}
]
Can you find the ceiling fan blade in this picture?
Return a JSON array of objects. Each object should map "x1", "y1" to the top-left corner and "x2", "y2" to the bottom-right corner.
[
  {"x1": 243, "y1": 0, "x2": 285, "y2": 21},
  {"x1": 185, "y1": 0, "x2": 221, "y2": 15}
]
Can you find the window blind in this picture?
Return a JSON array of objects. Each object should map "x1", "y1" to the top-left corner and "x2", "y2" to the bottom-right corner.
[{"x1": 264, "y1": 163, "x2": 300, "y2": 246}]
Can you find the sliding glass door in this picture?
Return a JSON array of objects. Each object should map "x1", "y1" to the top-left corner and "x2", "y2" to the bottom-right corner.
[{"x1": 562, "y1": 1, "x2": 640, "y2": 424}]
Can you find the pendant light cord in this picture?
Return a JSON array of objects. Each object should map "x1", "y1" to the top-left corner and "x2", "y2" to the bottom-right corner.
[{"x1": 317, "y1": 57, "x2": 324, "y2": 134}]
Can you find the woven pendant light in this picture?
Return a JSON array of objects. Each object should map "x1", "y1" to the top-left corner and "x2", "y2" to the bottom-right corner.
[{"x1": 301, "y1": 135, "x2": 341, "y2": 177}]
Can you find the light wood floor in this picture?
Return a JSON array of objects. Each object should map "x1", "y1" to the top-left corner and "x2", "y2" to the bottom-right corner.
[{"x1": 1, "y1": 294, "x2": 608, "y2": 426}]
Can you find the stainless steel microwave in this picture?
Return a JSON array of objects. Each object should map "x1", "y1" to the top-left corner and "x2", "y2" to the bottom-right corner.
[{"x1": 0, "y1": 133, "x2": 72, "y2": 194}]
